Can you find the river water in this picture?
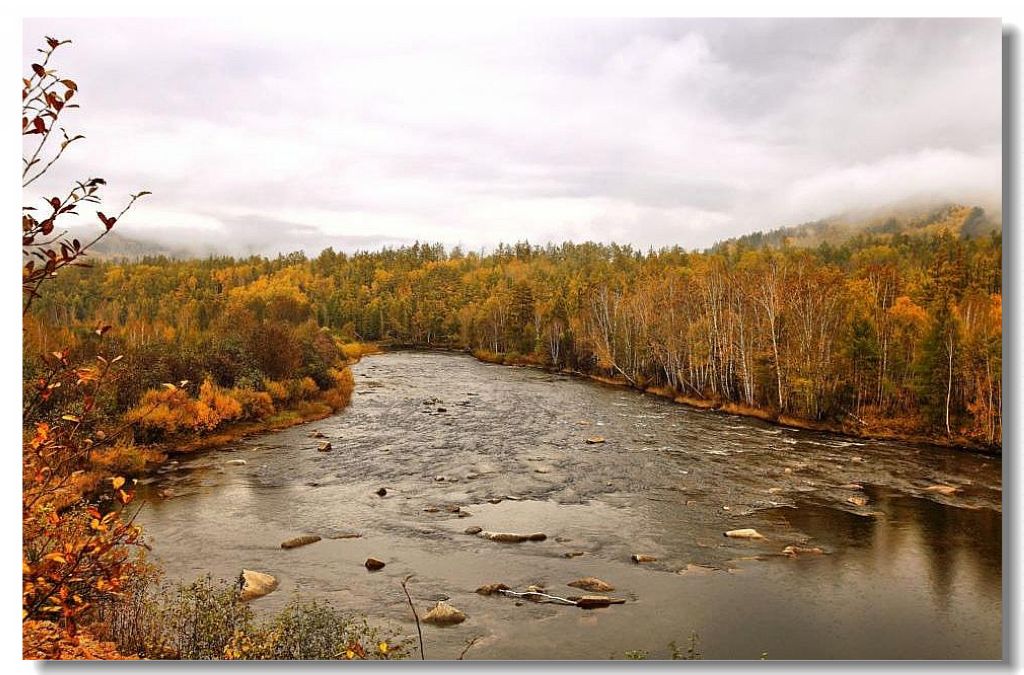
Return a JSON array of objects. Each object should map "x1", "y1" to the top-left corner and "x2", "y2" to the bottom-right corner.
[{"x1": 136, "y1": 351, "x2": 1002, "y2": 660}]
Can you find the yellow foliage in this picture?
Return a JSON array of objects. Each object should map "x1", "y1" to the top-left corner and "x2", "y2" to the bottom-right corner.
[{"x1": 263, "y1": 379, "x2": 289, "y2": 403}]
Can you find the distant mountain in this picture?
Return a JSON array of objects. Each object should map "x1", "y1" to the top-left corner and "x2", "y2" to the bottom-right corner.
[
  {"x1": 52, "y1": 203, "x2": 1002, "y2": 262},
  {"x1": 710, "y1": 204, "x2": 1001, "y2": 254},
  {"x1": 49, "y1": 228, "x2": 219, "y2": 261}
]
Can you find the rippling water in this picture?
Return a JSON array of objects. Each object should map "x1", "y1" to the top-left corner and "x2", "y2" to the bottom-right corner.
[{"x1": 137, "y1": 351, "x2": 1002, "y2": 659}]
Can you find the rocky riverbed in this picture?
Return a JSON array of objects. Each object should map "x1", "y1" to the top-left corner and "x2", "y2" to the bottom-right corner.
[{"x1": 137, "y1": 351, "x2": 1002, "y2": 659}]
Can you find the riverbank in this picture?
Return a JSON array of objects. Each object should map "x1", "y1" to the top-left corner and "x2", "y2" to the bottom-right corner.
[
  {"x1": 389, "y1": 345, "x2": 999, "y2": 455},
  {"x1": 114, "y1": 350, "x2": 382, "y2": 478}
]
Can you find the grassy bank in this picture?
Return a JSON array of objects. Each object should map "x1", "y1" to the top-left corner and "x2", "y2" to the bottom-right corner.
[{"x1": 90, "y1": 343, "x2": 387, "y2": 486}]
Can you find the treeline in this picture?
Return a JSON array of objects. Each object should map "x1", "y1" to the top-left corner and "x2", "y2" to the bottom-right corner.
[
  {"x1": 25, "y1": 205, "x2": 1002, "y2": 447},
  {"x1": 24, "y1": 258, "x2": 356, "y2": 449}
]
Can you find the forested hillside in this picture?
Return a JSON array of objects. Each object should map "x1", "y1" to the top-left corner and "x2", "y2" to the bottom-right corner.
[{"x1": 26, "y1": 205, "x2": 1002, "y2": 449}]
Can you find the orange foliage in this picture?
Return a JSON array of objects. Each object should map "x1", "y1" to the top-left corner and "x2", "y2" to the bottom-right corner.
[{"x1": 24, "y1": 620, "x2": 134, "y2": 660}]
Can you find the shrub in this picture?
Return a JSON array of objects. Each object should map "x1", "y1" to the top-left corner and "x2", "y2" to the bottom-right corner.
[
  {"x1": 263, "y1": 379, "x2": 289, "y2": 404},
  {"x1": 322, "y1": 367, "x2": 355, "y2": 410},
  {"x1": 230, "y1": 388, "x2": 275, "y2": 420},
  {"x1": 95, "y1": 575, "x2": 406, "y2": 660}
]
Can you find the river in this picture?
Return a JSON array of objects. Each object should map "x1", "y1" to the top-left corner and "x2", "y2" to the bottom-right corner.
[{"x1": 136, "y1": 351, "x2": 1003, "y2": 660}]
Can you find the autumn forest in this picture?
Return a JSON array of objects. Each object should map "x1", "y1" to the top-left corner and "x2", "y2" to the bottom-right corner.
[
  {"x1": 27, "y1": 204, "x2": 1002, "y2": 452},
  {"x1": 21, "y1": 22, "x2": 1004, "y2": 663}
]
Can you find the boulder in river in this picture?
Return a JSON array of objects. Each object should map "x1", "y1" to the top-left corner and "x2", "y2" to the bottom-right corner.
[
  {"x1": 239, "y1": 569, "x2": 278, "y2": 601},
  {"x1": 573, "y1": 595, "x2": 626, "y2": 609},
  {"x1": 364, "y1": 557, "x2": 386, "y2": 571},
  {"x1": 376, "y1": 487, "x2": 387, "y2": 497},
  {"x1": 631, "y1": 554, "x2": 657, "y2": 563},
  {"x1": 479, "y1": 531, "x2": 547, "y2": 543},
  {"x1": 567, "y1": 577, "x2": 615, "y2": 592},
  {"x1": 464, "y1": 526, "x2": 483, "y2": 535},
  {"x1": 782, "y1": 545, "x2": 825, "y2": 557},
  {"x1": 317, "y1": 441, "x2": 332, "y2": 452},
  {"x1": 311, "y1": 430, "x2": 326, "y2": 439},
  {"x1": 847, "y1": 496, "x2": 868, "y2": 507},
  {"x1": 585, "y1": 436, "x2": 606, "y2": 444},
  {"x1": 476, "y1": 582, "x2": 510, "y2": 595},
  {"x1": 225, "y1": 459, "x2": 247, "y2": 466},
  {"x1": 925, "y1": 484, "x2": 959, "y2": 496},
  {"x1": 281, "y1": 534, "x2": 321, "y2": 549},
  {"x1": 839, "y1": 483, "x2": 864, "y2": 490},
  {"x1": 724, "y1": 528, "x2": 765, "y2": 540},
  {"x1": 422, "y1": 600, "x2": 466, "y2": 625}
]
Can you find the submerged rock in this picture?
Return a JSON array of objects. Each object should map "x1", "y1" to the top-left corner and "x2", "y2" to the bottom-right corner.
[
  {"x1": 631, "y1": 554, "x2": 657, "y2": 563},
  {"x1": 567, "y1": 577, "x2": 615, "y2": 592},
  {"x1": 364, "y1": 557, "x2": 386, "y2": 571},
  {"x1": 724, "y1": 528, "x2": 765, "y2": 540},
  {"x1": 782, "y1": 545, "x2": 825, "y2": 557},
  {"x1": 281, "y1": 534, "x2": 321, "y2": 549},
  {"x1": 479, "y1": 531, "x2": 547, "y2": 543},
  {"x1": 311, "y1": 431, "x2": 326, "y2": 439},
  {"x1": 422, "y1": 601, "x2": 466, "y2": 625},
  {"x1": 239, "y1": 569, "x2": 278, "y2": 601}
]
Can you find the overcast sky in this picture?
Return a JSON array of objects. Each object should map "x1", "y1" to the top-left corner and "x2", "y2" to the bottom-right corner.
[{"x1": 23, "y1": 17, "x2": 1001, "y2": 255}]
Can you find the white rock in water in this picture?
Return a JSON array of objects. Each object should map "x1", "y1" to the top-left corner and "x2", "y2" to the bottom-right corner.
[
  {"x1": 225, "y1": 459, "x2": 247, "y2": 466},
  {"x1": 925, "y1": 484, "x2": 959, "y2": 496},
  {"x1": 239, "y1": 569, "x2": 278, "y2": 601},
  {"x1": 422, "y1": 601, "x2": 466, "y2": 625},
  {"x1": 724, "y1": 528, "x2": 765, "y2": 540}
]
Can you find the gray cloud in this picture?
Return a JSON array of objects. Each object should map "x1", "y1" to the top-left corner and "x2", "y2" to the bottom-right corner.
[{"x1": 23, "y1": 17, "x2": 1001, "y2": 255}]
